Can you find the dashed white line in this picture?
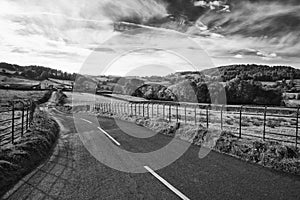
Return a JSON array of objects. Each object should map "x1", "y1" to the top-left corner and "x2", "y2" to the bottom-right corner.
[
  {"x1": 80, "y1": 118, "x2": 93, "y2": 124},
  {"x1": 97, "y1": 127, "x2": 121, "y2": 146},
  {"x1": 144, "y1": 166, "x2": 190, "y2": 200}
]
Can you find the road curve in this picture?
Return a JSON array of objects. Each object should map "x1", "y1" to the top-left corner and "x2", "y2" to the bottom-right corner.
[{"x1": 3, "y1": 109, "x2": 300, "y2": 200}]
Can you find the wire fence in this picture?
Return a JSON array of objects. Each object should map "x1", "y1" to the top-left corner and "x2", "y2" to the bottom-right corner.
[
  {"x1": 91, "y1": 101, "x2": 300, "y2": 148},
  {"x1": 0, "y1": 100, "x2": 34, "y2": 147}
]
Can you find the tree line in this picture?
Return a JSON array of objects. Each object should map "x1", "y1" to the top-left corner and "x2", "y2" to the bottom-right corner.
[
  {"x1": 204, "y1": 64, "x2": 300, "y2": 82},
  {"x1": 0, "y1": 62, "x2": 77, "y2": 81}
]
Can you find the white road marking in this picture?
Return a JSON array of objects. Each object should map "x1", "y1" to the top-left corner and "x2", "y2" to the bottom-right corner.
[
  {"x1": 97, "y1": 127, "x2": 121, "y2": 146},
  {"x1": 144, "y1": 166, "x2": 190, "y2": 200},
  {"x1": 98, "y1": 127, "x2": 121, "y2": 146},
  {"x1": 80, "y1": 118, "x2": 93, "y2": 124}
]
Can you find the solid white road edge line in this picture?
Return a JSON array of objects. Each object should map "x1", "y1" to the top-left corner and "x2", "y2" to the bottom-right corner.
[
  {"x1": 144, "y1": 166, "x2": 190, "y2": 200},
  {"x1": 80, "y1": 118, "x2": 93, "y2": 124},
  {"x1": 97, "y1": 127, "x2": 121, "y2": 146}
]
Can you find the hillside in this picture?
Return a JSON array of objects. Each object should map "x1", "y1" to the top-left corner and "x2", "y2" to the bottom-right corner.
[
  {"x1": 202, "y1": 64, "x2": 300, "y2": 82},
  {"x1": 104, "y1": 64, "x2": 300, "y2": 107},
  {"x1": 0, "y1": 62, "x2": 76, "y2": 81}
]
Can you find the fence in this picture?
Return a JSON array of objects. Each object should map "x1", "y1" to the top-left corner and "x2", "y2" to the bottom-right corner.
[
  {"x1": 0, "y1": 100, "x2": 34, "y2": 147},
  {"x1": 92, "y1": 101, "x2": 300, "y2": 148}
]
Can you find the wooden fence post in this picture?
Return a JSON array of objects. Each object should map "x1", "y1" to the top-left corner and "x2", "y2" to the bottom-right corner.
[
  {"x1": 184, "y1": 105, "x2": 187, "y2": 124},
  {"x1": 26, "y1": 103, "x2": 29, "y2": 130},
  {"x1": 143, "y1": 103, "x2": 145, "y2": 117},
  {"x1": 21, "y1": 102, "x2": 25, "y2": 137},
  {"x1": 163, "y1": 104, "x2": 165, "y2": 120},
  {"x1": 206, "y1": 106, "x2": 209, "y2": 128},
  {"x1": 239, "y1": 106, "x2": 243, "y2": 138},
  {"x1": 169, "y1": 104, "x2": 172, "y2": 122},
  {"x1": 194, "y1": 106, "x2": 197, "y2": 125},
  {"x1": 296, "y1": 107, "x2": 299, "y2": 148},
  {"x1": 11, "y1": 102, "x2": 15, "y2": 144},
  {"x1": 263, "y1": 106, "x2": 267, "y2": 141},
  {"x1": 152, "y1": 103, "x2": 154, "y2": 118},
  {"x1": 176, "y1": 104, "x2": 179, "y2": 122},
  {"x1": 221, "y1": 105, "x2": 224, "y2": 130}
]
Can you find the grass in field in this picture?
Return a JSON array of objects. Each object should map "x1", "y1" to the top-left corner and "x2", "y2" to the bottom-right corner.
[
  {"x1": 0, "y1": 75, "x2": 39, "y2": 85},
  {"x1": 0, "y1": 89, "x2": 47, "y2": 102},
  {"x1": 64, "y1": 92, "x2": 126, "y2": 106}
]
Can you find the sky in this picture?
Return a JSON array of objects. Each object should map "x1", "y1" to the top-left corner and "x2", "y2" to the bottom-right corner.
[{"x1": 0, "y1": 0, "x2": 299, "y2": 75}]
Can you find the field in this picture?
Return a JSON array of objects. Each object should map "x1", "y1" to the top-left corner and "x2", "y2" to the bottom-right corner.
[
  {"x1": 64, "y1": 92, "x2": 126, "y2": 105},
  {"x1": 0, "y1": 89, "x2": 47, "y2": 102},
  {"x1": 0, "y1": 75, "x2": 39, "y2": 86}
]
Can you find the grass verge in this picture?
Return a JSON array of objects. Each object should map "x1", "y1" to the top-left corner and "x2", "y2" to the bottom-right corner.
[{"x1": 0, "y1": 110, "x2": 59, "y2": 197}]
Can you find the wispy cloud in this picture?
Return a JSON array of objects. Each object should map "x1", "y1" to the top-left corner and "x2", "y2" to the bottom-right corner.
[
  {"x1": 0, "y1": 0, "x2": 167, "y2": 72},
  {"x1": 0, "y1": 0, "x2": 299, "y2": 74},
  {"x1": 196, "y1": 1, "x2": 300, "y2": 67}
]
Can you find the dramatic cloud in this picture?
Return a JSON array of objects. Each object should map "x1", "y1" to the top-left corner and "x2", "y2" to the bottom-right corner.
[
  {"x1": 0, "y1": 0, "x2": 299, "y2": 74},
  {"x1": 0, "y1": 0, "x2": 167, "y2": 73},
  {"x1": 196, "y1": 1, "x2": 300, "y2": 67}
]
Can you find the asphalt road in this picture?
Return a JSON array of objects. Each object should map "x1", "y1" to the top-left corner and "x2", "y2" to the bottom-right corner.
[{"x1": 3, "y1": 109, "x2": 300, "y2": 200}]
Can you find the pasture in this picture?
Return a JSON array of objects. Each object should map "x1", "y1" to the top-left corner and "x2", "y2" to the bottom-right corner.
[{"x1": 0, "y1": 89, "x2": 47, "y2": 102}]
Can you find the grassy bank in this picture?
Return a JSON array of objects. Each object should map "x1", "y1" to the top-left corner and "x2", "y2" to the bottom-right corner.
[
  {"x1": 97, "y1": 111, "x2": 300, "y2": 176},
  {"x1": 0, "y1": 110, "x2": 59, "y2": 197}
]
